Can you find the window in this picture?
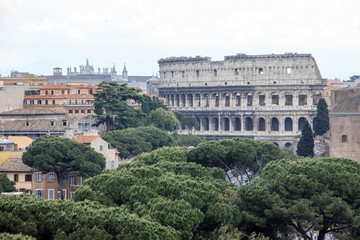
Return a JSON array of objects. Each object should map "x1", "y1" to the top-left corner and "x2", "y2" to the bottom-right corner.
[
  {"x1": 225, "y1": 94, "x2": 230, "y2": 107},
  {"x1": 35, "y1": 189, "x2": 43, "y2": 198},
  {"x1": 78, "y1": 90, "x2": 82, "y2": 94},
  {"x1": 35, "y1": 173, "x2": 43, "y2": 181},
  {"x1": 272, "y1": 94, "x2": 279, "y2": 105},
  {"x1": 87, "y1": 109, "x2": 91, "y2": 114},
  {"x1": 171, "y1": 71, "x2": 174, "y2": 77},
  {"x1": 214, "y1": 69, "x2": 217, "y2": 76},
  {"x1": 110, "y1": 160, "x2": 115, "y2": 169},
  {"x1": 196, "y1": 70, "x2": 200, "y2": 77},
  {"x1": 342, "y1": 135, "x2": 348, "y2": 143},
  {"x1": 81, "y1": 176, "x2": 87, "y2": 185},
  {"x1": 26, "y1": 122, "x2": 30, "y2": 127},
  {"x1": 285, "y1": 94, "x2": 293, "y2": 106},
  {"x1": 61, "y1": 189, "x2": 66, "y2": 200},
  {"x1": 259, "y1": 94, "x2": 265, "y2": 106},
  {"x1": 48, "y1": 189, "x2": 54, "y2": 200},
  {"x1": 62, "y1": 121, "x2": 67, "y2": 126},
  {"x1": 25, "y1": 174, "x2": 32, "y2": 181},
  {"x1": 182, "y1": 71, "x2": 185, "y2": 77},
  {"x1": 286, "y1": 67, "x2": 292, "y2": 74},
  {"x1": 69, "y1": 176, "x2": 77, "y2": 185},
  {"x1": 235, "y1": 69, "x2": 240, "y2": 75},
  {"x1": 45, "y1": 90, "x2": 48, "y2": 95},
  {"x1": 299, "y1": 94, "x2": 307, "y2": 105},
  {"x1": 37, "y1": 100, "x2": 42, "y2": 105},
  {"x1": 50, "y1": 121, "x2": 55, "y2": 126},
  {"x1": 259, "y1": 68, "x2": 264, "y2": 74},
  {"x1": 45, "y1": 100, "x2": 48, "y2": 105},
  {"x1": 69, "y1": 110, "x2": 73, "y2": 114},
  {"x1": 14, "y1": 174, "x2": 18, "y2": 182},
  {"x1": 51, "y1": 90, "x2": 54, "y2": 95},
  {"x1": 75, "y1": 109, "x2": 79, "y2": 114},
  {"x1": 52, "y1": 100, "x2": 55, "y2": 104},
  {"x1": 71, "y1": 192, "x2": 75, "y2": 199},
  {"x1": 81, "y1": 109, "x2": 85, "y2": 114},
  {"x1": 99, "y1": 145, "x2": 104, "y2": 151},
  {"x1": 30, "y1": 100, "x2": 34, "y2": 105},
  {"x1": 69, "y1": 100, "x2": 72, "y2": 104},
  {"x1": 61, "y1": 90, "x2": 65, "y2": 94},
  {"x1": 47, "y1": 172, "x2": 55, "y2": 182}
]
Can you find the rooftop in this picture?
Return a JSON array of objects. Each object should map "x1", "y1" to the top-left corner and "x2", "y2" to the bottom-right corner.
[
  {"x1": 0, "y1": 109, "x2": 65, "y2": 116},
  {"x1": 332, "y1": 93, "x2": 360, "y2": 113},
  {"x1": 74, "y1": 135, "x2": 100, "y2": 143},
  {"x1": 0, "y1": 158, "x2": 33, "y2": 172}
]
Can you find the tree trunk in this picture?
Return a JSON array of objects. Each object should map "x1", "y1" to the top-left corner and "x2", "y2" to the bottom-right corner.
[
  {"x1": 57, "y1": 174, "x2": 64, "y2": 200},
  {"x1": 318, "y1": 229, "x2": 326, "y2": 240}
]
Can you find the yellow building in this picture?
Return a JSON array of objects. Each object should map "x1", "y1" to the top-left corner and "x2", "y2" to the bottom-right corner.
[
  {"x1": 0, "y1": 158, "x2": 33, "y2": 193},
  {"x1": 8, "y1": 136, "x2": 33, "y2": 150},
  {"x1": 1, "y1": 71, "x2": 47, "y2": 89}
]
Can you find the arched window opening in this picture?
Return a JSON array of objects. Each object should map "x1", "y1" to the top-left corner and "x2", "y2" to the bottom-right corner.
[
  {"x1": 175, "y1": 95, "x2": 180, "y2": 107},
  {"x1": 258, "y1": 117, "x2": 265, "y2": 131},
  {"x1": 272, "y1": 93, "x2": 279, "y2": 105},
  {"x1": 235, "y1": 93, "x2": 241, "y2": 106},
  {"x1": 225, "y1": 94, "x2": 230, "y2": 107},
  {"x1": 195, "y1": 117, "x2": 200, "y2": 131},
  {"x1": 298, "y1": 117, "x2": 307, "y2": 131},
  {"x1": 234, "y1": 117, "x2": 241, "y2": 131},
  {"x1": 271, "y1": 117, "x2": 279, "y2": 131},
  {"x1": 223, "y1": 118, "x2": 230, "y2": 131},
  {"x1": 247, "y1": 93, "x2": 253, "y2": 106},
  {"x1": 187, "y1": 94, "x2": 193, "y2": 107},
  {"x1": 284, "y1": 118, "x2": 293, "y2": 131},
  {"x1": 299, "y1": 94, "x2": 307, "y2": 105},
  {"x1": 245, "y1": 117, "x2": 253, "y2": 131},
  {"x1": 202, "y1": 118, "x2": 209, "y2": 131},
  {"x1": 195, "y1": 94, "x2": 201, "y2": 107},
  {"x1": 285, "y1": 94, "x2": 293, "y2": 106},
  {"x1": 213, "y1": 118, "x2": 219, "y2": 131},
  {"x1": 342, "y1": 135, "x2": 347, "y2": 143},
  {"x1": 259, "y1": 93, "x2": 265, "y2": 106},
  {"x1": 181, "y1": 94, "x2": 186, "y2": 107}
]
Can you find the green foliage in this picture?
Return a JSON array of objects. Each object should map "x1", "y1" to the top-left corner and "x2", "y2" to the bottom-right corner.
[
  {"x1": 0, "y1": 195, "x2": 178, "y2": 240},
  {"x1": 238, "y1": 157, "x2": 360, "y2": 239},
  {"x1": 314, "y1": 98, "x2": 330, "y2": 136},
  {"x1": 22, "y1": 136, "x2": 105, "y2": 199},
  {"x1": 0, "y1": 233, "x2": 36, "y2": 240},
  {"x1": 141, "y1": 95, "x2": 167, "y2": 114},
  {"x1": 102, "y1": 126, "x2": 174, "y2": 158},
  {"x1": 93, "y1": 81, "x2": 145, "y2": 131},
  {"x1": 174, "y1": 112, "x2": 199, "y2": 130},
  {"x1": 296, "y1": 119, "x2": 314, "y2": 157},
  {"x1": 171, "y1": 132, "x2": 206, "y2": 147},
  {"x1": 147, "y1": 108, "x2": 180, "y2": 132},
  {"x1": 0, "y1": 174, "x2": 15, "y2": 192},
  {"x1": 187, "y1": 138, "x2": 289, "y2": 183},
  {"x1": 74, "y1": 154, "x2": 239, "y2": 240}
]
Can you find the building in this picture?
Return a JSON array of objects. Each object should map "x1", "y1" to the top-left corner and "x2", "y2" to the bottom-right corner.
[
  {"x1": 0, "y1": 71, "x2": 47, "y2": 89},
  {"x1": 329, "y1": 91, "x2": 360, "y2": 162},
  {"x1": 74, "y1": 135, "x2": 119, "y2": 169},
  {"x1": 0, "y1": 84, "x2": 28, "y2": 113},
  {"x1": 23, "y1": 84, "x2": 97, "y2": 118},
  {"x1": 158, "y1": 53, "x2": 326, "y2": 150},
  {"x1": 0, "y1": 109, "x2": 78, "y2": 139},
  {"x1": 0, "y1": 158, "x2": 33, "y2": 194}
]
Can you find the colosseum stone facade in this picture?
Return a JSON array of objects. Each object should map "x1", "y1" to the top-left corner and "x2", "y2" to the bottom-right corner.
[{"x1": 158, "y1": 53, "x2": 326, "y2": 150}]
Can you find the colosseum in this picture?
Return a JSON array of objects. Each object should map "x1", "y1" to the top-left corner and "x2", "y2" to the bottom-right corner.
[{"x1": 158, "y1": 53, "x2": 326, "y2": 151}]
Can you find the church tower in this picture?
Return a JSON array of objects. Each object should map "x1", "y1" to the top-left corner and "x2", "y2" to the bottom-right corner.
[{"x1": 122, "y1": 64, "x2": 128, "y2": 79}]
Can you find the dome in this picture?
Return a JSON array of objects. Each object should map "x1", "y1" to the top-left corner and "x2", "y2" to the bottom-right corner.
[{"x1": 332, "y1": 93, "x2": 360, "y2": 113}]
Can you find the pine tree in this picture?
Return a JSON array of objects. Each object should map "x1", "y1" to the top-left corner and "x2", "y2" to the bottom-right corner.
[
  {"x1": 296, "y1": 119, "x2": 314, "y2": 157},
  {"x1": 314, "y1": 98, "x2": 329, "y2": 136}
]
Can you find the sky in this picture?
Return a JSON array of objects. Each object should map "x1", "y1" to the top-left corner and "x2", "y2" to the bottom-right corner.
[{"x1": 0, "y1": 0, "x2": 359, "y2": 80}]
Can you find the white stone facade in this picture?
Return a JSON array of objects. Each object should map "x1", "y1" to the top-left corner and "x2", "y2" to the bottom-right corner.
[{"x1": 158, "y1": 53, "x2": 326, "y2": 150}]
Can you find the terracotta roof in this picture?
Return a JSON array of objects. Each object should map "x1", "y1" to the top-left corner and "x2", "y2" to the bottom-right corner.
[
  {"x1": 0, "y1": 158, "x2": 33, "y2": 172},
  {"x1": 25, "y1": 94, "x2": 94, "y2": 100},
  {"x1": 0, "y1": 109, "x2": 65, "y2": 116},
  {"x1": 41, "y1": 85, "x2": 71, "y2": 90},
  {"x1": 74, "y1": 135, "x2": 99, "y2": 143},
  {"x1": 0, "y1": 118, "x2": 77, "y2": 131}
]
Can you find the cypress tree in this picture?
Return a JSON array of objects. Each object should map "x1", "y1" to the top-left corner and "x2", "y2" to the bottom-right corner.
[
  {"x1": 314, "y1": 98, "x2": 329, "y2": 136},
  {"x1": 296, "y1": 119, "x2": 314, "y2": 157}
]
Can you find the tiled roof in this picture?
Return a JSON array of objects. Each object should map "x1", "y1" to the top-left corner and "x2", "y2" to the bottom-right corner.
[
  {"x1": 0, "y1": 109, "x2": 65, "y2": 116},
  {"x1": 74, "y1": 135, "x2": 99, "y2": 143},
  {"x1": 24, "y1": 94, "x2": 94, "y2": 100},
  {"x1": 0, "y1": 158, "x2": 33, "y2": 172},
  {"x1": 41, "y1": 85, "x2": 71, "y2": 90},
  {"x1": 0, "y1": 118, "x2": 77, "y2": 131}
]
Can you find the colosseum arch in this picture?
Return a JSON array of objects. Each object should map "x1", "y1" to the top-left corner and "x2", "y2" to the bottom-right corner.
[
  {"x1": 212, "y1": 117, "x2": 219, "y2": 131},
  {"x1": 233, "y1": 117, "x2": 241, "y2": 131},
  {"x1": 223, "y1": 93, "x2": 230, "y2": 107},
  {"x1": 175, "y1": 94, "x2": 180, "y2": 107},
  {"x1": 234, "y1": 92, "x2": 241, "y2": 106},
  {"x1": 195, "y1": 94, "x2": 201, "y2": 107},
  {"x1": 170, "y1": 94, "x2": 175, "y2": 106},
  {"x1": 298, "y1": 92, "x2": 308, "y2": 106},
  {"x1": 298, "y1": 117, "x2": 307, "y2": 131},
  {"x1": 181, "y1": 94, "x2": 186, "y2": 107},
  {"x1": 187, "y1": 94, "x2": 193, "y2": 107},
  {"x1": 245, "y1": 117, "x2": 253, "y2": 131},
  {"x1": 284, "y1": 117, "x2": 293, "y2": 131},
  {"x1": 285, "y1": 92, "x2": 293, "y2": 106},
  {"x1": 246, "y1": 92, "x2": 253, "y2": 106},
  {"x1": 271, "y1": 117, "x2": 279, "y2": 131},
  {"x1": 258, "y1": 92, "x2": 266, "y2": 106},
  {"x1": 213, "y1": 93, "x2": 220, "y2": 107},
  {"x1": 271, "y1": 92, "x2": 279, "y2": 105},
  {"x1": 258, "y1": 117, "x2": 266, "y2": 131},
  {"x1": 222, "y1": 117, "x2": 230, "y2": 131},
  {"x1": 202, "y1": 117, "x2": 209, "y2": 131},
  {"x1": 195, "y1": 117, "x2": 200, "y2": 130},
  {"x1": 203, "y1": 93, "x2": 209, "y2": 107}
]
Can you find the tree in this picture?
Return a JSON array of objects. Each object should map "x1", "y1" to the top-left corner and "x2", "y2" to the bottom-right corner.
[
  {"x1": 173, "y1": 112, "x2": 199, "y2": 130},
  {"x1": 0, "y1": 174, "x2": 15, "y2": 192},
  {"x1": 141, "y1": 95, "x2": 167, "y2": 114},
  {"x1": 147, "y1": 108, "x2": 180, "y2": 132},
  {"x1": 238, "y1": 157, "x2": 360, "y2": 240},
  {"x1": 92, "y1": 81, "x2": 145, "y2": 131},
  {"x1": 102, "y1": 127, "x2": 174, "y2": 158},
  {"x1": 296, "y1": 119, "x2": 314, "y2": 157},
  {"x1": 314, "y1": 98, "x2": 329, "y2": 136},
  {"x1": 22, "y1": 136, "x2": 105, "y2": 200},
  {"x1": 187, "y1": 138, "x2": 289, "y2": 184}
]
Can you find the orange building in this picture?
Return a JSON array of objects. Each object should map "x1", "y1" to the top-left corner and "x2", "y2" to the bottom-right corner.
[{"x1": 24, "y1": 85, "x2": 98, "y2": 118}]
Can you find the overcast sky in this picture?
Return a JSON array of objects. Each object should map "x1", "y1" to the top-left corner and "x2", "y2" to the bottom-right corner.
[{"x1": 0, "y1": 0, "x2": 359, "y2": 80}]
